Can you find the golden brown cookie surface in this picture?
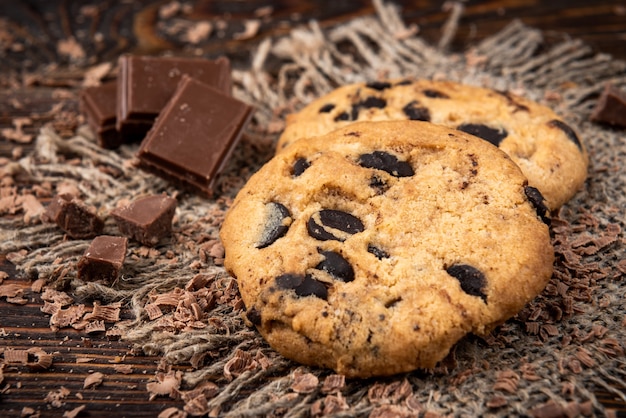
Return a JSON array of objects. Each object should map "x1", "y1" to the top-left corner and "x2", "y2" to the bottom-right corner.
[
  {"x1": 276, "y1": 80, "x2": 588, "y2": 210},
  {"x1": 222, "y1": 121, "x2": 554, "y2": 378}
]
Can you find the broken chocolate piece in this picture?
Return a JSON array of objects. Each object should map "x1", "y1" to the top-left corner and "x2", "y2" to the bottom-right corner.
[
  {"x1": 358, "y1": 151, "x2": 414, "y2": 177},
  {"x1": 111, "y1": 194, "x2": 177, "y2": 246},
  {"x1": 446, "y1": 264, "x2": 487, "y2": 302},
  {"x1": 136, "y1": 75, "x2": 252, "y2": 196},
  {"x1": 307, "y1": 209, "x2": 364, "y2": 241},
  {"x1": 256, "y1": 202, "x2": 291, "y2": 249},
  {"x1": 117, "y1": 55, "x2": 232, "y2": 138},
  {"x1": 79, "y1": 81, "x2": 123, "y2": 148},
  {"x1": 77, "y1": 236, "x2": 127, "y2": 282},
  {"x1": 43, "y1": 194, "x2": 104, "y2": 239},
  {"x1": 457, "y1": 123, "x2": 508, "y2": 147},
  {"x1": 590, "y1": 83, "x2": 626, "y2": 128}
]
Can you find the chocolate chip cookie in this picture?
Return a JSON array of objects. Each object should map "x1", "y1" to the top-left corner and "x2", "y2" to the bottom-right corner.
[
  {"x1": 221, "y1": 121, "x2": 554, "y2": 378},
  {"x1": 276, "y1": 79, "x2": 588, "y2": 210}
]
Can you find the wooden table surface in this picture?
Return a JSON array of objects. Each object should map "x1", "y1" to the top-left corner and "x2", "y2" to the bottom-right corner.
[{"x1": 1, "y1": 1, "x2": 625, "y2": 416}]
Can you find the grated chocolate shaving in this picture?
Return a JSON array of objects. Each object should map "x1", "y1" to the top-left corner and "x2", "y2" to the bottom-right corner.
[{"x1": 83, "y1": 372, "x2": 105, "y2": 389}]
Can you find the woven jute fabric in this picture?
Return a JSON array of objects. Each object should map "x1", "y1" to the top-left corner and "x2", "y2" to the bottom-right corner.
[{"x1": 2, "y1": 1, "x2": 625, "y2": 416}]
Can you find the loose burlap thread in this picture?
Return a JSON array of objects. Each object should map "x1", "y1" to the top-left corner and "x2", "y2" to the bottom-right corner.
[{"x1": 1, "y1": 0, "x2": 626, "y2": 416}]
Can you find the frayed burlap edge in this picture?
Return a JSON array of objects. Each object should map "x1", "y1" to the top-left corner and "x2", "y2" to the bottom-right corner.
[{"x1": 1, "y1": 0, "x2": 626, "y2": 416}]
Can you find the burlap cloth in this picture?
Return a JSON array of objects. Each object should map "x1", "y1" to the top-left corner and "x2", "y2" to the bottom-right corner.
[{"x1": 2, "y1": 1, "x2": 626, "y2": 416}]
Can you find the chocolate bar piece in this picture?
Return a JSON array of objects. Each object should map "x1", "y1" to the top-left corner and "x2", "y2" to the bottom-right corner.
[
  {"x1": 43, "y1": 194, "x2": 104, "y2": 239},
  {"x1": 137, "y1": 75, "x2": 253, "y2": 196},
  {"x1": 77, "y1": 235, "x2": 128, "y2": 282},
  {"x1": 591, "y1": 83, "x2": 626, "y2": 128},
  {"x1": 79, "y1": 82, "x2": 124, "y2": 148},
  {"x1": 111, "y1": 194, "x2": 177, "y2": 246},
  {"x1": 117, "y1": 55, "x2": 232, "y2": 138}
]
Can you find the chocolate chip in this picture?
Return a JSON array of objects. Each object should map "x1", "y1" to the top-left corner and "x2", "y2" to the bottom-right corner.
[
  {"x1": 316, "y1": 250, "x2": 355, "y2": 282},
  {"x1": 457, "y1": 123, "x2": 508, "y2": 147},
  {"x1": 360, "y1": 96, "x2": 387, "y2": 109},
  {"x1": 276, "y1": 273, "x2": 303, "y2": 289},
  {"x1": 422, "y1": 89, "x2": 449, "y2": 99},
  {"x1": 334, "y1": 112, "x2": 350, "y2": 121},
  {"x1": 366, "y1": 81, "x2": 392, "y2": 91},
  {"x1": 256, "y1": 202, "x2": 291, "y2": 248},
  {"x1": 495, "y1": 90, "x2": 530, "y2": 112},
  {"x1": 369, "y1": 175, "x2": 389, "y2": 194},
  {"x1": 277, "y1": 273, "x2": 328, "y2": 299},
  {"x1": 395, "y1": 79, "x2": 413, "y2": 86},
  {"x1": 293, "y1": 158, "x2": 310, "y2": 176},
  {"x1": 368, "y1": 244, "x2": 389, "y2": 259},
  {"x1": 547, "y1": 119, "x2": 582, "y2": 150},
  {"x1": 246, "y1": 308, "x2": 262, "y2": 326},
  {"x1": 350, "y1": 97, "x2": 387, "y2": 120},
  {"x1": 319, "y1": 103, "x2": 336, "y2": 113},
  {"x1": 446, "y1": 264, "x2": 487, "y2": 301},
  {"x1": 358, "y1": 151, "x2": 414, "y2": 177},
  {"x1": 402, "y1": 100, "x2": 431, "y2": 121},
  {"x1": 307, "y1": 209, "x2": 364, "y2": 241},
  {"x1": 524, "y1": 186, "x2": 551, "y2": 225}
]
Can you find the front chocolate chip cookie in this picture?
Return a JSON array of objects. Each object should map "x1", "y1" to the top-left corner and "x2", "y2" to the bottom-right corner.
[
  {"x1": 277, "y1": 79, "x2": 588, "y2": 210},
  {"x1": 221, "y1": 121, "x2": 554, "y2": 378}
]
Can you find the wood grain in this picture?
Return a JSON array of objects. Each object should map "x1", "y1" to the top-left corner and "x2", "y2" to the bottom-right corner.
[{"x1": 1, "y1": 1, "x2": 625, "y2": 416}]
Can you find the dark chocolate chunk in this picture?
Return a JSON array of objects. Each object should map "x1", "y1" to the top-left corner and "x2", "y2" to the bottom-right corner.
[
  {"x1": 366, "y1": 81, "x2": 392, "y2": 91},
  {"x1": 77, "y1": 235, "x2": 128, "y2": 282},
  {"x1": 590, "y1": 83, "x2": 626, "y2": 128},
  {"x1": 307, "y1": 209, "x2": 364, "y2": 241},
  {"x1": 395, "y1": 79, "x2": 413, "y2": 86},
  {"x1": 422, "y1": 89, "x2": 449, "y2": 99},
  {"x1": 246, "y1": 308, "x2": 262, "y2": 326},
  {"x1": 319, "y1": 103, "x2": 336, "y2": 113},
  {"x1": 546, "y1": 119, "x2": 583, "y2": 150},
  {"x1": 316, "y1": 250, "x2": 355, "y2": 282},
  {"x1": 137, "y1": 75, "x2": 252, "y2": 196},
  {"x1": 368, "y1": 245, "x2": 389, "y2": 259},
  {"x1": 457, "y1": 123, "x2": 508, "y2": 147},
  {"x1": 256, "y1": 202, "x2": 291, "y2": 248},
  {"x1": 524, "y1": 186, "x2": 551, "y2": 225},
  {"x1": 292, "y1": 158, "x2": 311, "y2": 176},
  {"x1": 446, "y1": 264, "x2": 487, "y2": 301},
  {"x1": 334, "y1": 112, "x2": 350, "y2": 121},
  {"x1": 117, "y1": 55, "x2": 232, "y2": 138},
  {"x1": 79, "y1": 82, "x2": 124, "y2": 148},
  {"x1": 402, "y1": 100, "x2": 431, "y2": 121},
  {"x1": 111, "y1": 194, "x2": 177, "y2": 246},
  {"x1": 358, "y1": 151, "x2": 414, "y2": 177},
  {"x1": 276, "y1": 273, "x2": 328, "y2": 299},
  {"x1": 43, "y1": 194, "x2": 104, "y2": 239}
]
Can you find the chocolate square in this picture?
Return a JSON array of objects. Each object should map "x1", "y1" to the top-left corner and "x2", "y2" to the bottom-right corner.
[
  {"x1": 136, "y1": 75, "x2": 253, "y2": 196},
  {"x1": 591, "y1": 83, "x2": 626, "y2": 128},
  {"x1": 43, "y1": 194, "x2": 104, "y2": 239},
  {"x1": 116, "y1": 55, "x2": 232, "y2": 138},
  {"x1": 111, "y1": 194, "x2": 177, "y2": 246},
  {"x1": 79, "y1": 81, "x2": 124, "y2": 148},
  {"x1": 77, "y1": 236, "x2": 128, "y2": 282}
]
